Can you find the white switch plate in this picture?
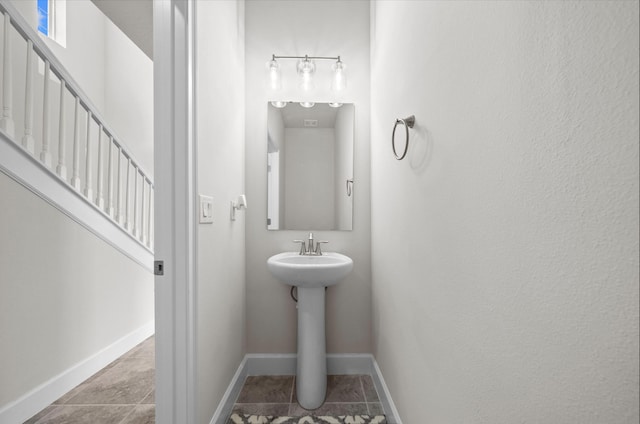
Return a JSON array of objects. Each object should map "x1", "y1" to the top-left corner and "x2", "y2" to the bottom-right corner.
[{"x1": 199, "y1": 195, "x2": 214, "y2": 224}]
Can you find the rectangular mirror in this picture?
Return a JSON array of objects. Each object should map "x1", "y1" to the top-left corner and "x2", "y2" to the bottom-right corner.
[{"x1": 267, "y1": 102, "x2": 354, "y2": 231}]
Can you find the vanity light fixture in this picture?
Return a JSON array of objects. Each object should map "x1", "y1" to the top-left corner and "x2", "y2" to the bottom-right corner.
[
  {"x1": 267, "y1": 54, "x2": 347, "y2": 93},
  {"x1": 328, "y1": 102, "x2": 343, "y2": 108},
  {"x1": 299, "y1": 101, "x2": 315, "y2": 108}
]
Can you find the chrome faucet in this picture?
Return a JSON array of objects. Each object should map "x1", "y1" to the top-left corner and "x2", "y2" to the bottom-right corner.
[
  {"x1": 293, "y1": 232, "x2": 328, "y2": 255},
  {"x1": 308, "y1": 232, "x2": 314, "y2": 252}
]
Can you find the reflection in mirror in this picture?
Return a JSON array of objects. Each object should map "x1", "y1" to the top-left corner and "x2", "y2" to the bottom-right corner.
[{"x1": 267, "y1": 102, "x2": 354, "y2": 231}]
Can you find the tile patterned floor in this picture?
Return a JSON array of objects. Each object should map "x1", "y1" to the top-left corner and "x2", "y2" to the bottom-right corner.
[
  {"x1": 230, "y1": 374, "x2": 384, "y2": 418},
  {"x1": 24, "y1": 336, "x2": 155, "y2": 424},
  {"x1": 24, "y1": 340, "x2": 384, "y2": 424}
]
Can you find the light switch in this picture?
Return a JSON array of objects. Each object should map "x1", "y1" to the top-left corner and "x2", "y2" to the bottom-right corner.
[{"x1": 199, "y1": 195, "x2": 214, "y2": 224}]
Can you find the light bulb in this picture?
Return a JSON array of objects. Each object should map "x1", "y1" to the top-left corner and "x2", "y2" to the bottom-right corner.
[
  {"x1": 267, "y1": 58, "x2": 282, "y2": 91},
  {"x1": 297, "y1": 57, "x2": 316, "y2": 91},
  {"x1": 270, "y1": 101, "x2": 288, "y2": 108},
  {"x1": 328, "y1": 102, "x2": 343, "y2": 108},
  {"x1": 331, "y1": 58, "x2": 347, "y2": 92},
  {"x1": 299, "y1": 101, "x2": 315, "y2": 108}
]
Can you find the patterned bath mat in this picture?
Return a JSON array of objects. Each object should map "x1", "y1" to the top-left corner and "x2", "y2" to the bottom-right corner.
[{"x1": 227, "y1": 414, "x2": 387, "y2": 424}]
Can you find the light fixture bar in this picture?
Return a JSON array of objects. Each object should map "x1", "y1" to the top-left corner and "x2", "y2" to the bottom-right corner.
[{"x1": 272, "y1": 54, "x2": 341, "y2": 61}]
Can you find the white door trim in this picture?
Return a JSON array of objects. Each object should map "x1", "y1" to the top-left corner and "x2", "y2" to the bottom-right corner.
[{"x1": 153, "y1": 1, "x2": 197, "y2": 423}]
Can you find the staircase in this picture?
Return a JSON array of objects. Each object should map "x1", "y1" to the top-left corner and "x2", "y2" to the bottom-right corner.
[{"x1": 0, "y1": 0, "x2": 153, "y2": 268}]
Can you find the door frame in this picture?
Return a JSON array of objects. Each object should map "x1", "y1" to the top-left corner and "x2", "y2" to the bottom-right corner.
[{"x1": 153, "y1": 1, "x2": 197, "y2": 423}]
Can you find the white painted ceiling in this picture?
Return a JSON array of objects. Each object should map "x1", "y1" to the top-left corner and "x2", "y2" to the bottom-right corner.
[{"x1": 91, "y1": 0, "x2": 153, "y2": 59}]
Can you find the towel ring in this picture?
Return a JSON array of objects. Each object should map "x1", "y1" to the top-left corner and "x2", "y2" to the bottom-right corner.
[{"x1": 391, "y1": 115, "x2": 415, "y2": 160}]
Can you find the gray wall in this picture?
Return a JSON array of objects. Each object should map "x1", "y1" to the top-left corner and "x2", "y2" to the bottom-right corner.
[
  {"x1": 195, "y1": 1, "x2": 246, "y2": 423},
  {"x1": 0, "y1": 173, "x2": 153, "y2": 407},
  {"x1": 370, "y1": 1, "x2": 639, "y2": 422},
  {"x1": 245, "y1": 0, "x2": 371, "y2": 354}
]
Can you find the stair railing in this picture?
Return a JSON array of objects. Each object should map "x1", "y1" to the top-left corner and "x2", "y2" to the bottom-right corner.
[{"x1": 0, "y1": 1, "x2": 153, "y2": 250}]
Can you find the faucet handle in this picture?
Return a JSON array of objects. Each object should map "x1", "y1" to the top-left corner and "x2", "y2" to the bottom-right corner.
[
  {"x1": 293, "y1": 240, "x2": 306, "y2": 255},
  {"x1": 315, "y1": 241, "x2": 329, "y2": 255}
]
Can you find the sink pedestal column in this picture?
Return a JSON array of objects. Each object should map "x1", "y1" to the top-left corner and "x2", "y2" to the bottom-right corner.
[{"x1": 296, "y1": 286, "x2": 327, "y2": 409}]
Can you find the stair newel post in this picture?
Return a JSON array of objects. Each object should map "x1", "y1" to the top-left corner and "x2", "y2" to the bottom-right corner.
[
  {"x1": 83, "y1": 112, "x2": 93, "y2": 200},
  {"x1": 95, "y1": 125, "x2": 105, "y2": 208},
  {"x1": 1, "y1": 13, "x2": 14, "y2": 136},
  {"x1": 40, "y1": 61, "x2": 52, "y2": 167},
  {"x1": 147, "y1": 184, "x2": 153, "y2": 248},
  {"x1": 107, "y1": 136, "x2": 115, "y2": 217},
  {"x1": 71, "y1": 97, "x2": 81, "y2": 190},
  {"x1": 140, "y1": 178, "x2": 146, "y2": 244},
  {"x1": 116, "y1": 146, "x2": 123, "y2": 223},
  {"x1": 21, "y1": 40, "x2": 34, "y2": 153},
  {"x1": 125, "y1": 157, "x2": 131, "y2": 231},
  {"x1": 56, "y1": 80, "x2": 67, "y2": 179},
  {"x1": 133, "y1": 166, "x2": 139, "y2": 238}
]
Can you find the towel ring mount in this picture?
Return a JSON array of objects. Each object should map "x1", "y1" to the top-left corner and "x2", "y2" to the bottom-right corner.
[{"x1": 391, "y1": 115, "x2": 415, "y2": 160}]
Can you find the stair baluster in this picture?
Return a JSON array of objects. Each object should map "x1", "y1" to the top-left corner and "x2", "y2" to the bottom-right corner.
[
  {"x1": 40, "y1": 61, "x2": 52, "y2": 167},
  {"x1": 96, "y1": 125, "x2": 104, "y2": 208},
  {"x1": 1, "y1": 13, "x2": 14, "y2": 136},
  {"x1": 56, "y1": 80, "x2": 67, "y2": 179},
  {"x1": 21, "y1": 40, "x2": 34, "y2": 153}
]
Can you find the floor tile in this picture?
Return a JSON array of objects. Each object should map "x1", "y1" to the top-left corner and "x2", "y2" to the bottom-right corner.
[
  {"x1": 368, "y1": 402, "x2": 384, "y2": 415},
  {"x1": 289, "y1": 402, "x2": 369, "y2": 417},
  {"x1": 236, "y1": 376, "x2": 294, "y2": 403},
  {"x1": 141, "y1": 389, "x2": 155, "y2": 404},
  {"x1": 231, "y1": 403, "x2": 291, "y2": 416},
  {"x1": 123, "y1": 336, "x2": 155, "y2": 359},
  {"x1": 63, "y1": 357, "x2": 155, "y2": 405},
  {"x1": 120, "y1": 404, "x2": 155, "y2": 424},
  {"x1": 29, "y1": 405, "x2": 133, "y2": 424},
  {"x1": 361, "y1": 375, "x2": 379, "y2": 402},
  {"x1": 52, "y1": 357, "x2": 124, "y2": 405},
  {"x1": 324, "y1": 375, "x2": 365, "y2": 403}
]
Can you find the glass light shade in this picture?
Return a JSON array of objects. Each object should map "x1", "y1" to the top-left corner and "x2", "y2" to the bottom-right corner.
[
  {"x1": 270, "y1": 101, "x2": 288, "y2": 108},
  {"x1": 299, "y1": 101, "x2": 315, "y2": 108},
  {"x1": 328, "y1": 102, "x2": 343, "y2": 108},
  {"x1": 267, "y1": 59, "x2": 282, "y2": 91},
  {"x1": 331, "y1": 60, "x2": 347, "y2": 92},
  {"x1": 297, "y1": 58, "x2": 316, "y2": 91}
]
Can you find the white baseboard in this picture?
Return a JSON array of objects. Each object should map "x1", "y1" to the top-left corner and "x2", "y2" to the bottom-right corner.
[
  {"x1": 370, "y1": 358, "x2": 402, "y2": 424},
  {"x1": 209, "y1": 353, "x2": 402, "y2": 424},
  {"x1": 0, "y1": 321, "x2": 155, "y2": 424},
  {"x1": 209, "y1": 356, "x2": 249, "y2": 424}
]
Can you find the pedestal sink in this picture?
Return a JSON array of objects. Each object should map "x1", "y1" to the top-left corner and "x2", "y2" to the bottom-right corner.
[{"x1": 267, "y1": 252, "x2": 353, "y2": 409}]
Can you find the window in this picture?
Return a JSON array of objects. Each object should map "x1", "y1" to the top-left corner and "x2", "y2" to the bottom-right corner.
[
  {"x1": 37, "y1": 0, "x2": 66, "y2": 47},
  {"x1": 37, "y1": 0, "x2": 49, "y2": 35}
]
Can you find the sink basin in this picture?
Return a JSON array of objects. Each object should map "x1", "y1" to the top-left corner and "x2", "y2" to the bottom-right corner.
[{"x1": 267, "y1": 252, "x2": 353, "y2": 288}]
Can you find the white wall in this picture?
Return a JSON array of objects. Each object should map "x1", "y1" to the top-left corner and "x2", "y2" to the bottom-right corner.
[
  {"x1": 370, "y1": 1, "x2": 639, "y2": 423},
  {"x1": 0, "y1": 172, "x2": 154, "y2": 408},
  {"x1": 104, "y1": 21, "x2": 154, "y2": 175},
  {"x1": 195, "y1": 1, "x2": 246, "y2": 423},
  {"x1": 245, "y1": 0, "x2": 371, "y2": 354},
  {"x1": 284, "y1": 127, "x2": 335, "y2": 229}
]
